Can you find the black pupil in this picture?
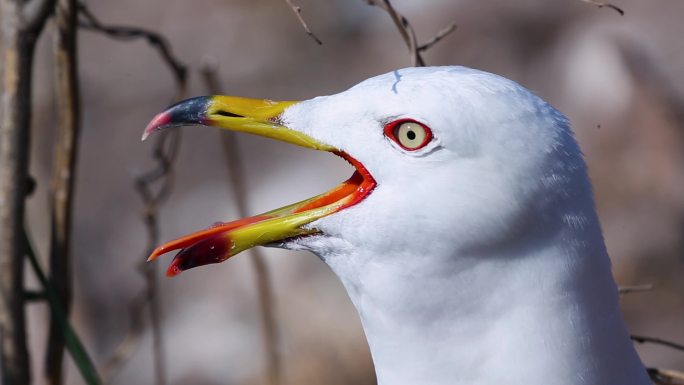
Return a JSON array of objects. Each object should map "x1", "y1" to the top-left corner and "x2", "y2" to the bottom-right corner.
[{"x1": 406, "y1": 130, "x2": 416, "y2": 140}]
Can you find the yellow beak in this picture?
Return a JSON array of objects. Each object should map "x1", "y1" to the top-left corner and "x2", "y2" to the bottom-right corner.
[
  {"x1": 143, "y1": 96, "x2": 333, "y2": 150},
  {"x1": 142, "y1": 95, "x2": 375, "y2": 276}
]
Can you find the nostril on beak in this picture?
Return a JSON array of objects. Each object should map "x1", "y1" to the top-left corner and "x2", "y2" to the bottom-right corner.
[{"x1": 215, "y1": 110, "x2": 244, "y2": 118}]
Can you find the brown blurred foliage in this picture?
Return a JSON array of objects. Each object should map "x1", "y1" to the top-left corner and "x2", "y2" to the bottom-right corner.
[{"x1": 3, "y1": 0, "x2": 683, "y2": 384}]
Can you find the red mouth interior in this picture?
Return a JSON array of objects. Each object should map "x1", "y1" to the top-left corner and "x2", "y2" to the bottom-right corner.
[
  {"x1": 294, "y1": 151, "x2": 375, "y2": 213},
  {"x1": 147, "y1": 151, "x2": 376, "y2": 276}
]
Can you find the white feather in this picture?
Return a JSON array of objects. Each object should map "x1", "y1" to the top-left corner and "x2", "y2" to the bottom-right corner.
[{"x1": 281, "y1": 67, "x2": 651, "y2": 385}]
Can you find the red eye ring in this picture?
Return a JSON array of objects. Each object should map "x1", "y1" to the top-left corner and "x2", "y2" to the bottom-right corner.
[{"x1": 383, "y1": 119, "x2": 433, "y2": 151}]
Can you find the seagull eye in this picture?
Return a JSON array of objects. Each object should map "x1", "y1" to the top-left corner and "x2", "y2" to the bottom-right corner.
[{"x1": 384, "y1": 119, "x2": 432, "y2": 151}]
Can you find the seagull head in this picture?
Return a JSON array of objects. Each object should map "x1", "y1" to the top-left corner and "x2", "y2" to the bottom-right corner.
[
  {"x1": 143, "y1": 67, "x2": 651, "y2": 385},
  {"x1": 144, "y1": 66, "x2": 581, "y2": 277}
]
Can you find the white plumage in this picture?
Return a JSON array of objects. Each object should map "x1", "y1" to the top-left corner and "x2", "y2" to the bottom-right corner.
[
  {"x1": 278, "y1": 67, "x2": 650, "y2": 385},
  {"x1": 145, "y1": 66, "x2": 652, "y2": 385}
]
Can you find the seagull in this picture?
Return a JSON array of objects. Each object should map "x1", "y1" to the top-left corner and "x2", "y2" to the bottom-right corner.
[{"x1": 142, "y1": 66, "x2": 651, "y2": 385}]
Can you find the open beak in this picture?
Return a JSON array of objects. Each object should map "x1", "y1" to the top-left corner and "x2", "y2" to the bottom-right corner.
[{"x1": 143, "y1": 96, "x2": 376, "y2": 276}]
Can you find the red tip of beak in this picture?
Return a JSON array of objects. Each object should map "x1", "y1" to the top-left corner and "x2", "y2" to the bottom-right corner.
[
  {"x1": 166, "y1": 264, "x2": 184, "y2": 277},
  {"x1": 164, "y1": 233, "x2": 232, "y2": 277},
  {"x1": 142, "y1": 111, "x2": 172, "y2": 141}
]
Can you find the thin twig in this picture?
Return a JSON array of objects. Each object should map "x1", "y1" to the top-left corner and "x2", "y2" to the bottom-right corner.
[
  {"x1": 283, "y1": 0, "x2": 322, "y2": 45},
  {"x1": 76, "y1": 2, "x2": 188, "y2": 384},
  {"x1": 200, "y1": 62, "x2": 282, "y2": 385},
  {"x1": 632, "y1": 335, "x2": 684, "y2": 353},
  {"x1": 418, "y1": 23, "x2": 457, "y2": 52},
  {"x1": 103, "y1": 124, "x2": 182, "y2": 385},
  {"x1": 580, "y1": 0, "x2": 624, "y2": 15},
  {"x1": 100, "y1": 290, "x2": 147, "y2": 382},
  {"x1": 647, "y1": 368, "x2": 684, "y2": 385},
  {"x1": 133, "y1": 130, "x2": 182, "y2": 385},
  {"x1": 364, "y1": 0, "x2": 456, "y2": 67},
  {"x1": 77, "y1": 1, "x2": 187, "y2": 90},
  {"x1": 616, "y1": 46, "x2": 684, "y2": 385},
  {"x1": 364, "y1": 0, "x2": 423, "y2": 66},
  {"x1": 618, "y1": 284, "x2": 654, "y2": 295},
  {"x1": 616, "y1": 50, "x2": 684, "y2": 382},
  {"x1": 45, "y1": 0, "x2": 82, "y2": 383}
]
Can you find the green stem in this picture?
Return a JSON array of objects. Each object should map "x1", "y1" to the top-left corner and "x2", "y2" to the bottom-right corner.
[{"x1": 23, "y1": 228, "x2": 101, "y2": 385}]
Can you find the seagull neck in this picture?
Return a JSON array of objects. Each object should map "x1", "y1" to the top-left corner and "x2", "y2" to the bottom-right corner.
[{"x1": 335, "y1": 224, "x2": 650, "y2": 385}]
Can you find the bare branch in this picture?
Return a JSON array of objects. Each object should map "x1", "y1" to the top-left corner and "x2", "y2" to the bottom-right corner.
[
  {"x1": 22, "y1": 0, "x2": 56, "y2": 33},
  {"x1": 0, "y1": 0, "x2": 52, "y2": 382},
  {"x1": 100, "y1": 290, "x2": 146, "y2": 382},
  {"x1": 647, "y1": 368, "x2": 684, "y2": 385},
  {"x1": 77, "y1": 3, "x2": 188, "y2": 383},
  {"x1": 103, "y1": 129, "x2": 181, "y2": 385},
  {"x1": 618, "y1": 284, "x2": 654, "y2": 295},
  {"x1": 201, "y1": 62, "x2": 283, "y2": 385},
  {"x1": 632, "y1": 335, "x2": 684, "y2": 353},
  {"x1": 581, "y1": 0, "x2": 624, "y2": 16},
  {"x1": 45, "y1": 0, "x2": 82, "y2": 383},
  {"x1": 283, "y1": 0, "x2": 322, "y2": 45},
  {"x1": 77, "y1": 1, "x2": 187, "y2": 95},
  {"x1": 364, "y1": 0, "x2": 456, "y2": 67},
  {"x1": 365, "y1": 0, "x2": 424, "y2": 66},
  {"x1": 418, "y1": 23, "x2": 457, "y2": 52}
]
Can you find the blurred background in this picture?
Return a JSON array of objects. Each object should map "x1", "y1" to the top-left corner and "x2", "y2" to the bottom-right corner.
[{"x1": 16, "y1": 0, "x2": 684, "y2": 383}]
